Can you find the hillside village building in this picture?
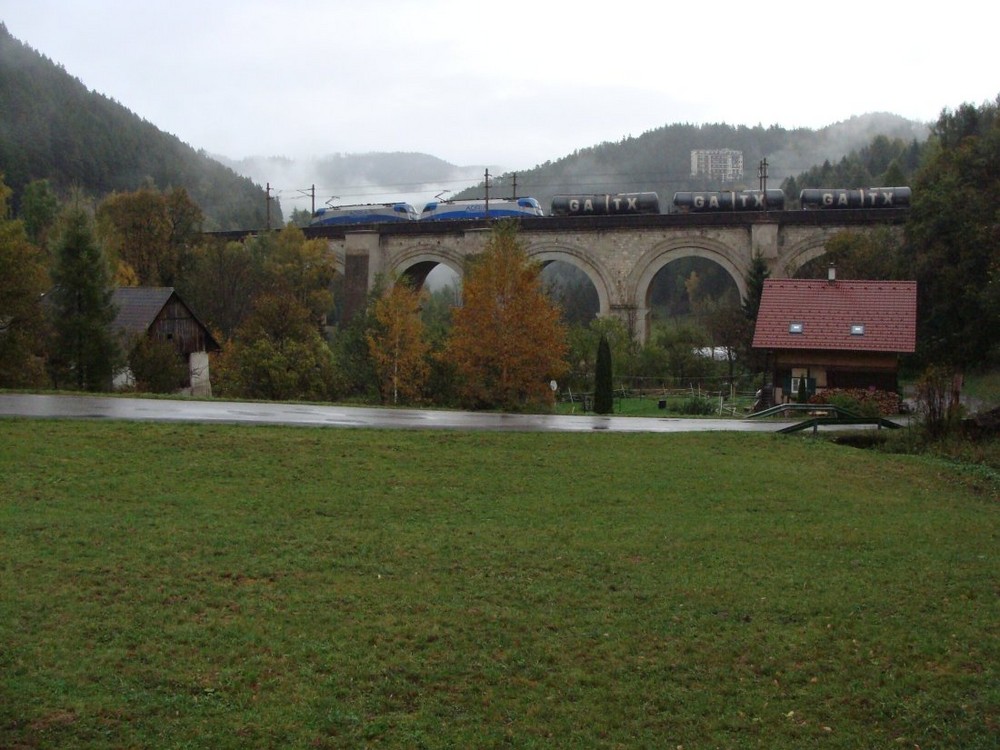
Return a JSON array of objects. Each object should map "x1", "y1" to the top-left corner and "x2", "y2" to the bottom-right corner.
[{"x1": 690, "y1": 149, "x2": 744, "y2": 182}]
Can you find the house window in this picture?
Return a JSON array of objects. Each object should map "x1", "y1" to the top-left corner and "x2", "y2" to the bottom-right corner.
[
  {"x1": 850, "y1": 324, "x2": 865, "y2": 336},
  {"x1": 789, "y1": 322, "x2": 804, "y2": 334}
]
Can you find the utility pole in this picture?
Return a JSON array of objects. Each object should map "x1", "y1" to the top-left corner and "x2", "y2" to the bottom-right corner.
[
  {"x1": 266, "y1": 182, "x2": 272, "y2": 229},
  {"x1": 758, "y1": 159, "x2": 769, "y2": 210},
  {"x1": 296, "y1": 185, "x2": 316, "y2": 216},
  {"x1": 484, "y1": 168, "x2": 491, "y2": 219},
  {"x1": 511, "y1": 173, "x2": 517, "y2": 200}
]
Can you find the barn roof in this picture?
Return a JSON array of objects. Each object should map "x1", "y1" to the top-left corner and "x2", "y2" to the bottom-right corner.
[
  {"x1": 112, "y1": 287, "x2": 176, "y2": 337},
  {"x1": 111, "y1": 287, "x2": 220, "y2": 351},
  {"x1": 752, "y1": 277, "x2": 917, "y2": 353}
]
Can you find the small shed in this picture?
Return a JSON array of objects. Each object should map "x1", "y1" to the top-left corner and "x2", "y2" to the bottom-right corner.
[
  {"x1": 752, "y1": 273, "x2": 917, "y2": 403},
  {"x1": 112, "y1": 287, "x2": 220, "y2": 396}
]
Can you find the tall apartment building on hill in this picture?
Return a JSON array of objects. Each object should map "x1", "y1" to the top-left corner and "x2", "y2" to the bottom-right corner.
[{"x1": 691, "y1": 149, "x2": 744, "y2": 183}]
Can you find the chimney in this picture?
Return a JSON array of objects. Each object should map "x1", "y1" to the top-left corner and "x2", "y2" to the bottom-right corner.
[{"x1": 827, "y1": 264, "x2": 836, "y2": 284}]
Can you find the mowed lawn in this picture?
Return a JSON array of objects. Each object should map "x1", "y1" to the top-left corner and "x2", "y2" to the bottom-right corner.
[{"x1": 1, "y1": 419, "x2": 996, "y2": 749}]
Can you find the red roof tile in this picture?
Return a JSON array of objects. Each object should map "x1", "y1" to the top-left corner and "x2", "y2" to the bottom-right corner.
[{"x1": 752, "y1": 278, "x2": 917, "y2": 353}]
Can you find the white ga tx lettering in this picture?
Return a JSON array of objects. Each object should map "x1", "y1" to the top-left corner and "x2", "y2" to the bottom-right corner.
[
  {"x1": 820, "y1": 192, "x2": 850, "y2": 206},
  {"x1": 693, "y1": 194, "x2": 721, "y2": 209}
]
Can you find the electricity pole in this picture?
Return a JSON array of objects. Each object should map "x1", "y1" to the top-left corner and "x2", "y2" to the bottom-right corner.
[
  {"x1": 296, "y1": 185, "x2": 316, "y2": 216},
  {"x1": 484, "y1": 168, "x2": 491, "y2": 219},
  {"x1": 758, "y1": 159, "x2": 769, "y2": 210}
]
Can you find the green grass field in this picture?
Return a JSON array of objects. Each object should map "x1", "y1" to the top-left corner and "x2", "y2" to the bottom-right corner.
[{"x1": 1, "y1": 419, "x2": 997, "y2": 748}]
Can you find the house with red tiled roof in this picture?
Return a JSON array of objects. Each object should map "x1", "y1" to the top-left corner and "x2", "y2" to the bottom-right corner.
[
  {"x1": 751, "y1": 270, "x2": 917, "y2": 404},
  {"x1": 112, "y1": 287, "x2": 220, "y2": 396}
]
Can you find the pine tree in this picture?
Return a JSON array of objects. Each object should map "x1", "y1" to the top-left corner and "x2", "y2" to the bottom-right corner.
[
  {"x1": 48, "y1": 205, "x2": 120, "y2": 390},
  {"x1": 742, "y1": 252, "x2": 770, "y2": 321},
  {"x1": 593, "y1": 333, "x2": 613, "y2": 414},
  {"x1": 741, "y1": 252, "x2": 771, "y2": 375}
]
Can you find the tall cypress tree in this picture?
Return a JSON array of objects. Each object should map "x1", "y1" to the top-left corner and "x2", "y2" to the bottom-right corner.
[
  {"x1": 593, "y1": 333, "x2": 613, "y2": 414},
  {"x1": 742, "y1": 252, "x2": 770, "y2": 321},
  {"x1": 48, "y1": 206, "x2": 120, "y2": 390}
]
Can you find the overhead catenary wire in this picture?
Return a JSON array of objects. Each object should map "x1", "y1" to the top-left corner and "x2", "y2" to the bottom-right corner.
[{"x1": 271, "y1": 169, "x2": 706, "y2": 208}]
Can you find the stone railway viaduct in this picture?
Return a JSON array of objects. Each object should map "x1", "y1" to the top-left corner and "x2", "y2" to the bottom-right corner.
[
  {"x1": 288, "y1": 208, "x2": 908, "y2": 341},
  {"x1": 205, "y1": 210, "x2": 909, "y2": 341}
]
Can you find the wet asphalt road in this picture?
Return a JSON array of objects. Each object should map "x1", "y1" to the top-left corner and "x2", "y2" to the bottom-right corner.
[{"x1": 0, "y1": 393, "x2": 807, "y2": 433}]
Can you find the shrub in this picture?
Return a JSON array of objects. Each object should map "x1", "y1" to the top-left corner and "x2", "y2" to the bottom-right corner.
[
  {"x1": 128, "y1": 336, "x2": 188, "y2": 393},
  {"x1": 673, "y1": 395, "x2": 715, "y2": 415},
  {"x1": 914, "y1": 365, "x2": 964, "y2": 439}
]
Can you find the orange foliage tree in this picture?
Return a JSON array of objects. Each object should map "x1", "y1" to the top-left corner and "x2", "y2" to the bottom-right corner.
[
  {"x1": 445, "y1": 220, "x2": 568, "y2": 410},
  {"x1": 366, "y1": 279, "x2": 430, "y2": 405}
]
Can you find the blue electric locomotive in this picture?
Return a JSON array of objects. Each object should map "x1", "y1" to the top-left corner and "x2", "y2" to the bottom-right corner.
[
  {"x1": 310, "y1": 202, "x2": 419, "y2": 226},
  {"x1": 419, "y1": 197, "x2": 544, "y2": 221}
]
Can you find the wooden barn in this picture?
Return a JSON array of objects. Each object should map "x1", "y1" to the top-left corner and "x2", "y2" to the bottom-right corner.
[
  {"x1": 111, "y1": 287, "x2": 220, "y2": 396},
  {"x1": 752, "y1": 271, "x2": 917, "y2": 404}
]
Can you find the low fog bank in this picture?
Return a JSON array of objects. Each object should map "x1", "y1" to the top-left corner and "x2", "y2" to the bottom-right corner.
[{"x1": 215, "y1": 152, "x2": 499, "y2": 215}]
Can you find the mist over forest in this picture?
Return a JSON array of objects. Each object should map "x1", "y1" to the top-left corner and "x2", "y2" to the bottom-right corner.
[
  {"x1": 1, "y1": 21, "x2": 932, "y2": 229},
  {"x1": 223, "y1": 115, "x2": 930, "y2": 217}
]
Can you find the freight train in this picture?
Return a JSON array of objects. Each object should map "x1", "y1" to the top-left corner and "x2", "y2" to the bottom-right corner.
[
  {"x1": 798, "y1": 186, "x2": 911, "y2": 209},
  {"x1": 672, "y1": 189, "x2": 786, "y2": 212},
  {"x1": 672, "y1": 187, "x2": 910, "y2": 212},
  {"x1": 550, "y1": 192, "x2": 661, "y2": 216},
  {"x1": 308, "y1": 187, "x2": 910, "y2": 226}
]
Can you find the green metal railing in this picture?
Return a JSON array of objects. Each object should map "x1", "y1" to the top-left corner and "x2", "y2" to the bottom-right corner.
[{"x1": 745, "y1": 402, "x2": 903, "y2": 433}]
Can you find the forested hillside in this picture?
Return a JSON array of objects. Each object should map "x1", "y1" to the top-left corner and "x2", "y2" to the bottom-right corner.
[
  {"x1": 454, "y1": 116, "x2": 929, "y2": 207},
  {"x1": 0, "y1": 24, "x2": 273, "y2": 230}
]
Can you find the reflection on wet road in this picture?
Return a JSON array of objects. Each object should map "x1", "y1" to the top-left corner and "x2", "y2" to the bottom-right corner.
[{"x1": 0, "y1": 394, "x2": 807, "y2": 433}]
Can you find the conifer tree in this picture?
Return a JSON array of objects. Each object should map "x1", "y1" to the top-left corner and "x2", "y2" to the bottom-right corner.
[
  {"x1": 742, "y1": 252, "x2": 769, "y2": 321},
  {"x1": 593, "y1": 333, "x2": 613, "y2": 414},
  {"x1": 48, "y1": 205, "x2": 120, "y2": 390}
]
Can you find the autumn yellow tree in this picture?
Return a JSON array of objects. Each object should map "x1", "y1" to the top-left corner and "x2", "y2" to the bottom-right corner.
[
  {"x1": 96, "y1": 186, "x2": 203, "y2": 286},
  {"x1": 445, "y1": 220, "x2": 568, "y2": 410},
  {"x1": 366, "y1": 279, "x2": 430, "y2": 405}
]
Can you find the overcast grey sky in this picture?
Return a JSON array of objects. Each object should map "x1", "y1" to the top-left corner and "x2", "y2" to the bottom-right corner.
[{"x1": 3, "y1": 0, "x2": 998, "y2": 172}]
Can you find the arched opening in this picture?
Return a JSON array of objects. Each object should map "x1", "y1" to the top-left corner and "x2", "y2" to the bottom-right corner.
[
  {"x1": 424, "y1": 263, "x2": 462, "y2": 292},
  {"x1": 634, "y1": 255, "x2": 747, "y2": 394},
  {"x1": 646, "y1": 256, "x2": 742, "y2": 332},
  {"x1": 793, "y1": 254, "x2": 835, "y2": 279},
  {"x1": 540, "y1": 260, "x2": 600, "y2": 326},
  {"x1": 395, "y1": 260, "x2": 462, "y2": 339}
]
